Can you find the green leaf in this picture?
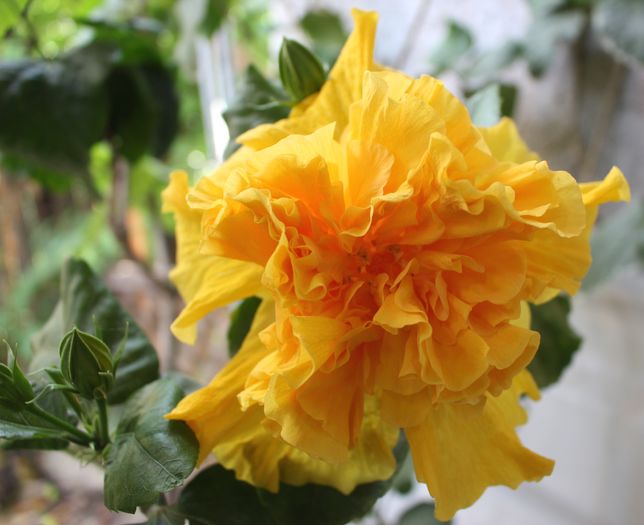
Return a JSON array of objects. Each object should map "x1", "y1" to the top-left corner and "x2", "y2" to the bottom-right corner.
[
  {"x1": 528, "y1": 295, "x2": 582, "y2": 388},
  {"x1": 223, "y1": 65, "x2": 290, "y2": 158},
  {"x1": 104, "y1": 378, "x2": 198, "y2": 513},
  {"x1": 177, "y1": 464, "x2": 275, "y2": 525},
  {"x1": 278, "y1": 38, "x2": 327, "y2": 102},
  {"x1": 583, "y1": 201, "x2": 644, "y2": 290},
  {"x1": 466, "y1": 83, "x2": 517, "y2": 126},
  {"x1": 428, "y1": 20, "x2": 473, "y2": 75},
  {"x1": 399, "y1": 502, "x2": 447, "y2": 525},
  {"x1": 0, "y1": 420, "x2": 65, "y2": 441},
  {"x1": 593, "y1": 0, "x2": 644, "y2": 65},
  {"x1": 299, "y1": 9, "x2": 347, "y2": 65},
  {"x1": 258, "y1": 436, "x2": 409, "y2": 525},
  {"x1": 32, "y1": 259, "x2": 159, "y2": 404},
  {"x1": 227, "y1": 297, "x2": 261, "y2": 357}
]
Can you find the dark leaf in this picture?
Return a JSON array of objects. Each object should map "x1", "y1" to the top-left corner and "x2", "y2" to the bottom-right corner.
[
  {"x1": 529, "y1": 295, "x2": 582, "y2": 388},
  {"x1": 299, "y1": 9, "x2": 347, "y2": 65},
  {"x1": 104, "y1": 378, "x2": 198, "y2": 513},
  {"x1": 0, "y1": 44, "x2": 113, "y2": 177},
  {"x1": 178, "y1": 464, "x2": 275, "y2": 525},
  {"x1": 223, "y1": 65, "x2": 290, "y2": 158},
  {"x1": 1, "y1": 437, "x2": 69, "y2": 450},
  {"x1": 106, "y1": 63, "x2": 179, "y2": 161},
  {"x1": 428, "y1": 20, "x2": 473, "y2": 75},
  {"x1": 32, "y1": 259, "x2": 159, "y2": 404},
  {"x1": 593, "y1": 0, "x2": 644, "y2": 66},
  {"x1": 227, "y1": 297, "x2": 261, "y2": 357},
  {"x1": 258, "y1": 436, "x2": 409, "y2": 525}
]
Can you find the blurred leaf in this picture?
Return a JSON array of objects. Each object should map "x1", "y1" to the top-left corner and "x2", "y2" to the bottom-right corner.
[
  {"x1": 524, "y1": 11, "x2": 585, "y2": 76},
  {"x1": 528, "y1": 295, "x2": 582, "y2": 388},
  {"x1": 464, "y1": 42, "x2": 522, "y2": 85},
  {"x1": 583, "y1": 201, "x2": 644, "y2": 290},
  {"x1": 0, "y1": 44, "x2": 113, "y2": 177},
  {"x1": 258, "y1": 436, "x2": 409, "y2": 525},
  {"x1": 299, "y1": 9, "x2": 347, "y2": 65},
  {"x1": 227, "y1": 296, "x2": 261, "y2": 357},
  {"x1": 0, "y1": 0, "x2": 24, "y2": 37},
  {"x1": 593, "y1": 0, "x2": 644, "y2": 65},
  {"x1": 428, "y1": 20, "x2": 473, "y2": 75},
  {"x1": 78, "y1": 18, "x2": 163, "y2": 63},
  {"x1": 279, "y1": 38, "x2": 326, "y2": 102},
  {"x1": 223, "y1": 65, "x2": 289, "y2": 158},
  {"x1": 106, "y1": 62, "x2": 179, "y2": 161},
  {"x1": 200, "y1": 0, "x2": 234, "y2": 35},
  {"x1": 399, "y1": 502, "x2": 446, "y2": 525},
  {"x1": 32, "y1": 259, "x2": 159, "y2": 404},
  {"x1": 104, "y1": 378, "x2": 198, "y2": 513},
  {"x1": 466, "y1": 83, "x2": 517, "y2": 126},
  {"x1": 177, "y1": 464, "x2": 275, "y2": 525}
]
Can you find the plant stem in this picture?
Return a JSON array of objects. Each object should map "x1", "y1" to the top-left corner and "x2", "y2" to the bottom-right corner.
[
  {"x1": 95, "y1": 396, "x2": 110, "y2": 451},
  {"x1": 27, "y1": 404, "x2": 93, "y2": 445},
  {"x1": 44, "y1": 368, "x2": 86, "y2": 426}
]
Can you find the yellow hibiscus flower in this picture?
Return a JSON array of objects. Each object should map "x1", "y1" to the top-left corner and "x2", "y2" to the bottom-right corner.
[{"x1": 163, "y1": 9, "x2": 630, "y2": 521}]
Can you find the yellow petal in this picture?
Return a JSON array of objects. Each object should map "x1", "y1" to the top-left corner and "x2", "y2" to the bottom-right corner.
[
  {"x1": 406, "y1": 370, "x2": 554, "y2": 521},
  {"x1": 478, "y1": 117, "x2": 540, "y2": 163},
  {"x1": 162, "y1": 170, "x2": 263, "y2": 343},
  {"x1": 166, "y1": 298, "x2": 276, "y2": 463}
]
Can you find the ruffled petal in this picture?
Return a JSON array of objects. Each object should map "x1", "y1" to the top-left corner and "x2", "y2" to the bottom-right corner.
[
  {"x1": 162, "y1": 171, "x2": 263, "y2": 343},
  {"x1": 406, "y1": 371, "x2": 554, "y2": 521}
]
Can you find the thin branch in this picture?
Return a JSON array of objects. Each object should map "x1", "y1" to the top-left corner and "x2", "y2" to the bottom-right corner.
[
  {"x1": 577, "y1": 59, "x2": 625, "y2": 182},
  {"x1": 393, "y1": 0, "x2": 432, "y2": 69},
  {"x1": 108, "y1": 154, "x2": 177, "y2": 296}
]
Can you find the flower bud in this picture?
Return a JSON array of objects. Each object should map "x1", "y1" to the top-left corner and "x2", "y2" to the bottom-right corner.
[
  {"x1": 279, "y1": 38, "x2": 326, "y2": 102},
  {"x1": 59, "y1": 328, "x2": 113, "y2": 399}
]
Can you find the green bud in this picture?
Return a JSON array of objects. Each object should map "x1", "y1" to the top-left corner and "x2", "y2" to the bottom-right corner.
[
  {"x1": 279, "y1": 38, "x2": 326, "y2": 102},
  {"x1": 59, "y1": 328, "x2": 113, "y2": 400},
  {"x1": 0, "y1": 344, "x2": 34, "y2": 405}
]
